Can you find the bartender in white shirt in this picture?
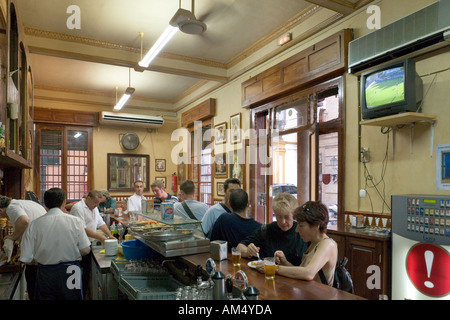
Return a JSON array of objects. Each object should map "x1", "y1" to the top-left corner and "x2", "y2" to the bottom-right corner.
[
  {"x1": 70, "y1": 189, "x2": 114, "y2": 299},
  {"x1": 126, "y1": 180, "x2": 147, "y2": 212},
  {"x1": 70, "y1": 190, "x2": 114, "y2": 242},
  {"x1": 20, "y1": 188, "x2": 91, "y2": 300},
  {"x1": 0, "y1": 195, "x2": 47, "y2": 300}
]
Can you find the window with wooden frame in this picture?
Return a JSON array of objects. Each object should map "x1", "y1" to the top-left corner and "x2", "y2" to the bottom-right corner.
[
  {"x1": 250, "y1": 77, "x2": 345, "y2": 225},
  {"x1": 188, "y1": 120, "x2": 213, "y2": 205},
  {"x1": 34, "y1": 124, "x2": 93, "y2": 203}
]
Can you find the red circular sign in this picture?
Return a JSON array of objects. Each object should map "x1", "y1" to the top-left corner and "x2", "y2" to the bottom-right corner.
[{"x1": 406, "y1": 243, "x2": 450, "y2": 297}]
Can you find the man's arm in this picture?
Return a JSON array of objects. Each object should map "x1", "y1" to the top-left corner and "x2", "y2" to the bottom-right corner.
[{"x1": 10, "y1": 215, "x2": 30, "y2": 241}]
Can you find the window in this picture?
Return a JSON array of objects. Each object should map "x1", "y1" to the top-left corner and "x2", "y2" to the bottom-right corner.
[
  {"x1": 35, "y1": 124, "x2": 93, "y2": 202},
  {"x1": 189, "y1": 122, "x2": 213, "y2": 205},
  {"x1": 251, "y1": 77, "x2": 345, "y2": 225}
]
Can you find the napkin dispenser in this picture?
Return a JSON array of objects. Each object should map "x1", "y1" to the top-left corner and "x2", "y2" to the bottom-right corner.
[{"x1": 210, "y1": 240, "x2": 227, "y2": 261}]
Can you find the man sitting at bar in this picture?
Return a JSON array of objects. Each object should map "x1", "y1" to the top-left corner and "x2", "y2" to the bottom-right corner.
[
  {"x1": 174, "y1": 180, "x2": 208, "y2": 221},
  {"x1": 210, "y1": 189, "x2": 261, "y2": 249},
  {"x1": 201, "y1": 178, "x2": 241, "y2": 236},
  {"x1": 126, "y1": 180, "x2": 147, "y2": 213},
  {"x1": 151, "y1": 179, "x2": 178, "y2": 211},
  {"x1": 98, "y1": 189, "x2": 118, "y2": 214},
  {"x1": 238, "y1": 192, "x2": 308, "y2": 265}
]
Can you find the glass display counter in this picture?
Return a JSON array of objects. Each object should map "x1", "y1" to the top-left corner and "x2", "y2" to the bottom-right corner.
[{"x1": 127, "y1": 210, "x2": 210, "y2": 257}]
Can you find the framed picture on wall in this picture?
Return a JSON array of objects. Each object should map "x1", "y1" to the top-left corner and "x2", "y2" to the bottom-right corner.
[
  {"x1": 230, "y1": 113, "x2": 241, "y2": 144},
  {"x1": 214, "y1": 153, "x2": 227, "y2": 177},
  {"x1": 155, "y1": 159, "x2": 166, "y2": 172},
  {"x1": 155, "y1": 177, "x2": 166, "y2": 188},
  {"x1": 214, "y1": 122, "x2": 227, "y2": 144},
  {"x1": 217, "y1": 182, "x2": 225, "y2": 197}
]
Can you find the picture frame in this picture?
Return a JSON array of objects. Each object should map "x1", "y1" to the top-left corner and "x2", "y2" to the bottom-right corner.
[
  {"x1": 229, "y1": 148, "x2": 245, "y2": 188},
  {"x1": 217, "y1": 182, "x2": 225, "y2": 197},
  {"x1": 155, "y1": 159, "x2": 166, "y2": 172},
  {"x1": 230, "y1": 113, "x2": 241, "y2": 144},
  {"x1": 155, "y1": 177, "x2": 167, "y2": 188},
  {"x1": 177, "y1": 152, "x2": 187, "y2": 184},
  {"x1": 107, "y1": 153, "x2": 149, "y2": 192},
  {"x1": 214, "y1": 122, "x2": 227, "y2": 145},
  {"x1": 214, "y1": 153, "x2": 227, "y2": 177}
]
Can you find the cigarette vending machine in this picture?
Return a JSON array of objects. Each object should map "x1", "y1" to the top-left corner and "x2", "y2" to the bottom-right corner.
[{"x1": 391, "y1": 195, "x2": 450, "y2": 300}]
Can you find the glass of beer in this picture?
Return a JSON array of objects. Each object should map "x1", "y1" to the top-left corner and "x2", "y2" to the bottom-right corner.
[
  {"x1": 264, "y1": 257, "x2": 276, "y2": 280},
  {"x1": 231, "y1": 247, "x2": 241, "y2": 267}
]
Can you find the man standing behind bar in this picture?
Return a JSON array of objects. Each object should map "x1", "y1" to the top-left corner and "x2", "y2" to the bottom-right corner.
[
  {"x1": 70, "y1": 190, "x2": 114, "y2": 298},
  {"x1": 20, "y1": 188, "x2": 91, "y2": 300}
]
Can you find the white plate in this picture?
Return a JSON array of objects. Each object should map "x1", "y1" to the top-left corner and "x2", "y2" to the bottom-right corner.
[{"x1": 247, "y1": 260, "x2": 263, "y2": 269}]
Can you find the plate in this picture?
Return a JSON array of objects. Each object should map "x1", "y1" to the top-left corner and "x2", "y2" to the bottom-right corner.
[
  {"x1": 247, "y1": 260, "x2": 263, "y2": 269},
  {"x1": 144, "y1": 229, "x2": 193, "y2": 242}
]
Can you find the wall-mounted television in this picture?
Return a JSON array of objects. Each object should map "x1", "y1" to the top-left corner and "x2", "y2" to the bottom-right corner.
[{"x1": 360, "y1": 58, "x2": 423, "y2": 120}]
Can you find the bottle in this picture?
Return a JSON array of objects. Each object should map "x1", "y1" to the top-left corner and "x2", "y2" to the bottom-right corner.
[
  {"x1": 114, "y1": 222, "x2": 119, "y2": 240},
  {"x1": 110, "y1": 222, "x2": 119, "y2": 239}
]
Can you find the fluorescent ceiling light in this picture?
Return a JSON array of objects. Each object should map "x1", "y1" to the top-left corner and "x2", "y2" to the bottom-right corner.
[
  {"x1": 73, "y1": 132, "x2": 82, "y2": 139},
  {"x1": 114, "y1": 87, "x2": 135, "y2": 111},
  {"x1": 138, "y1": 26, "x2": 178, "y2": 68}
]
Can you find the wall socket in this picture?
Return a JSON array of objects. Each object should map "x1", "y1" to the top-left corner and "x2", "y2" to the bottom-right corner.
[{"x1": 360, "y1": 147, "x2": 370, "y2": 163}]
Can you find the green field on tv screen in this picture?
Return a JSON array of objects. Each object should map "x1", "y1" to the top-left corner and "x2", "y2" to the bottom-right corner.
[{"x1": 366, "y1": 77, "x2": 405, "y2": 108}]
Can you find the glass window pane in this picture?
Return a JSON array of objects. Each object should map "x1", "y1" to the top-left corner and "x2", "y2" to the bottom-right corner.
[
  {"x1": 319, "y1": 132, "x2": 338, "y2": 226},
  {"x1": 275, "y1": 97, "x2": 308, "y2": 131},
  {"x1": 317, "y1": 87, "x2": 339, "y2": 123}
]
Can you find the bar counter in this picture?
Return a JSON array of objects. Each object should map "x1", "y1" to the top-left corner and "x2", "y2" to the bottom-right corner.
[{"x1": 180, "y1": 252, "x2": 365, "y2": 300}]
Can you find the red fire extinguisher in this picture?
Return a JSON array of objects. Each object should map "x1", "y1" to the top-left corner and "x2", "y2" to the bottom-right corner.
[{"x1": 172, "y1": 173, "x2": 177, "y2": 193}]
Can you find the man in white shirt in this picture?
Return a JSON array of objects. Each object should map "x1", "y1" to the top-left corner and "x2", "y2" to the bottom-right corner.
[
  {"x1": 0, "y1": 195, "x2": 47, "y2": 300},
  {"x1": 70, "y1": 189, "x2": 114, "y2": 299},
  {"x1": 70, "y1": 190, "x2": 113, "y2": 242},
  {"x1": 20, "y1": 188, "x2": 91, "y2": 300},
  {"x1": 126, "y1": 180, "x2": 147, "y2": 212},
  {"x1": 174, "y1": 180, "x2": 208, "y2": 221}
]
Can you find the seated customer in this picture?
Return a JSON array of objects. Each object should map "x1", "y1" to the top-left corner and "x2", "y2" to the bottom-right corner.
[
  {"x1": 126, "y1": 180, "x2": 147, "y2": 213},
  {"x1": 210, "y1": 189, "x2": 261, "y2": 249},
  {"x1": 98, "y1": 189, "x2": 118, "y2": 214},
  {"x1": 237, "y1": 192, "x2": 308, "y2": 265},
  {"x1": 256, "y1": 201, "x2": 337, "y2": 286},
  {"x1": 174, "y1": 180, "x2": 208, "y2": 221},
  {"x1": 201, "y1": 178, "x2": 241, "y2": 236},
  {"x1": 151, "y1": 180, "x2": 178, "y2": 210}
]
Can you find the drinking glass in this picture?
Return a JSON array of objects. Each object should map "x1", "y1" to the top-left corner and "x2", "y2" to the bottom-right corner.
[
  {"x1": 264, "y1": 257, "x2": 276, "y2": 280},
  {"x1": 231, "y1": 247, "x2": 241, "y2": 267}
]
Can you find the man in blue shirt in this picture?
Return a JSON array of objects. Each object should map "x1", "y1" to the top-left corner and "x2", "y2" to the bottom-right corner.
[
  {"x1": 201, "y1": 178, "x2": 241, "y2": 236},
  {"x1": 210, "y1": 189, "x2": 261, "y2": 249},
  {"x1": 174, "y1": 180, "x2": 208, "y2": 221}
]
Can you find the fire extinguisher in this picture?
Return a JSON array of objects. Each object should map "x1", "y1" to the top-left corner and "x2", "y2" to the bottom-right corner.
[{"x1": 172, "y1": 173, "x2": 177, "y2": 193}]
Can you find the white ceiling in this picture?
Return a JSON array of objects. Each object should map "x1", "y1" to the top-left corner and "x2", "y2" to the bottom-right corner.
[{"x1": 14, "y1": 0, "x2": 370, "y2": 112}]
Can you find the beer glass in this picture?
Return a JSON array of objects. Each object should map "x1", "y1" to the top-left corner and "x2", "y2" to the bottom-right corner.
[
  {"x1": 264, "y1": 257, "x2": 276, "y2": 280},
  {"x1": 231, "y1": 247, "x2": 241, "y2": 267}
]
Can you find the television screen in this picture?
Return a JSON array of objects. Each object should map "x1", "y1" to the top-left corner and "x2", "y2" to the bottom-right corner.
[{"x1": 365, "y1": 66, "x2": 405, "y2": 109}]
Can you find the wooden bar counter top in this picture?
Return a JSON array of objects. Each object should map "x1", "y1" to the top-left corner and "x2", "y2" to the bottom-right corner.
[{"x1": 180, "y1": 252, "x2": 366, "y2": 300}]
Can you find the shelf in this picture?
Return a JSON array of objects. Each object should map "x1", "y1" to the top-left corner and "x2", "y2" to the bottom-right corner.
[
  {"x1": 360, "y1": 112, "x2": 436, "y2": 127},
  {"x1": 360, "y1": 112, "x2": 437, "y2": 157}
]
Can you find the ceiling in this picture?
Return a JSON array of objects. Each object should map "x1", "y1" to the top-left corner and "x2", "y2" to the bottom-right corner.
[{"x1": 14, "y1": 0, "x2": 372, "y2": 115}]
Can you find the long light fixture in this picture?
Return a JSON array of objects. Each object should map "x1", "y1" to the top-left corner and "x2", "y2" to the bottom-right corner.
[
  {"x1": 114, "y1": 87, "x2": 135, "y2": 111},
  {"x1": 114, "y1": 69, "x2": 135, "y2": 111},
  {"x1": 137, "y1": 0, "x2": 206, "y2": 70},
  {"x1": 138, "y1": 26, "x2": 178, "y2": 69}
]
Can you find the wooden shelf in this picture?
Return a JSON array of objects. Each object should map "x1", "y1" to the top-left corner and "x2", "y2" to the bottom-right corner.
[
  {"x1": 360, "y1": 112, "x2": 436, "y2": 127},
  {"x1": 360, "y1": 112, "x2": 437, "y2": 157}
]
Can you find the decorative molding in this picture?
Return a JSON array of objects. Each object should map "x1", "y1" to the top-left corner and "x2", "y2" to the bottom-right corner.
[{"x1": 227, "y1": 5, "x2": 322, "y2": 68}]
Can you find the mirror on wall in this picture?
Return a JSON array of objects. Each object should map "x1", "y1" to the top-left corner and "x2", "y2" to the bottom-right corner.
[{"x1": 107, "y1": 153, "x2": 149, "y2": 192}]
